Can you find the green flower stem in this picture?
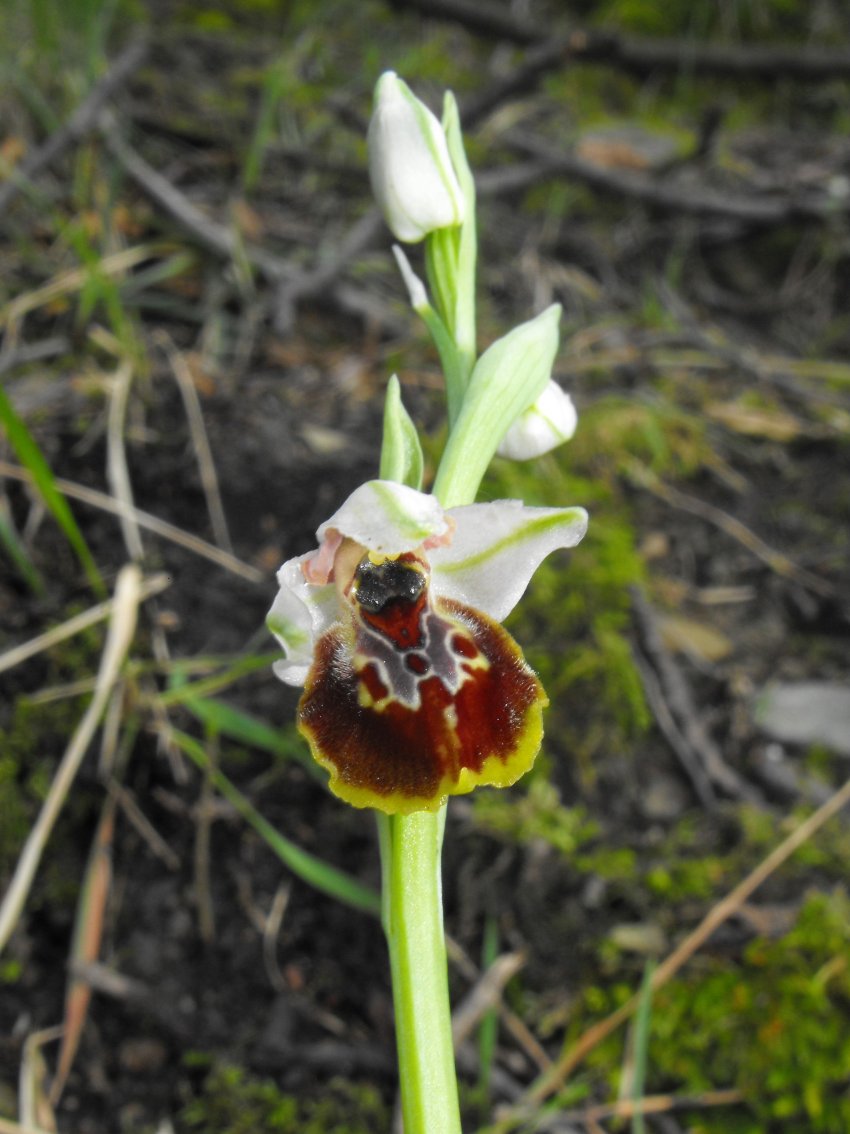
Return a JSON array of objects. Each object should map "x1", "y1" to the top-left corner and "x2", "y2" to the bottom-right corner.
[
  {"x1": 377, "y1": 808, "x2": 461, "y2": 1134},
  {"x1": 376, "y1": 394, "x2": 487, "y2": 1133}
]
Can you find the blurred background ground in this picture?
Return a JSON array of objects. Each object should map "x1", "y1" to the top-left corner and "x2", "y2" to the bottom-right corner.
[{"x1": 1, "y1": 1, "x2": 850, "y2": 1131}]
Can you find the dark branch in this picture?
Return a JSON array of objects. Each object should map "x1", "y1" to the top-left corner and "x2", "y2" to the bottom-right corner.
[
  {"x1": 488, "y1": 134, "x2": 843, "y2": 226},
  {"x1": 0, "y1": 37, "x2": 148, "y2": 215},
  {"x1": 395, "y1": 0, "x2": 850, "y2": 83},
  {"x1": 101, "y1": 119, "x2": 296, "y2": 284}
]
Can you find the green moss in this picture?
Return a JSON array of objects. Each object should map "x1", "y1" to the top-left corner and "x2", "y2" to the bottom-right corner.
[
  {"x1": 473, "y1": 779, "x2": 599, "y2": 856},
  {"x1": 651, "y1": 889, "x2": 850, "y2": 1131},
  {"x1": 179, "y1": 1062, "x2": 388, "y2": 1134},
  {"x1": 547, "y1": 890, "x2": 850, "y2": 1131},
  {"x1": 0, "y1": 696, "x2": 84, "y2": 883}
]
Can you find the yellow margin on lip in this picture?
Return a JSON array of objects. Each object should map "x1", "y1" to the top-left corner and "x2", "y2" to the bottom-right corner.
[{"x1": 298, "y1": 678, "x2": 548, "y2": 816}]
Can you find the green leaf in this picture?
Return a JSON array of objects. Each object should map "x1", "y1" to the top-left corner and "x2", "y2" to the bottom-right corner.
[
  {"x1": 182, "y1": 695, "x2": 323, "y2": 780},
  {"x1": 380, "y1": 375, "x2": 424, "y2": 490},
  {"x1": 173, "y1": 729, "x2": 380, "y2": 917},
  {"x1": 0, "y1": 383, "x2": 105, "y2": 595}
]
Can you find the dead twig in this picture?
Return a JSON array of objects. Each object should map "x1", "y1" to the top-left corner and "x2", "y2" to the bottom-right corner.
[
  {"x1": 262, "y1": 883, "x2": 292, "y2": 993},
  {"x1": 631, "y1": 586, "x2": 755, "y2": 802},
  {"x1": 632, "y1": 467, "x2": 836, "y2": 600},
  {"x1": 0, "y1": 37, "x2": 148, "y2": 215},
  {"x1": 0, "y1": 337, "x2": 70, "y2": 376},
  {"x1": 451, "y1": 951, "x2": 526, "y2": 1048},
  {"x1": 108, "y1": 782, "x2": 181, "y2": 870},
  {"x1": 527, "y1": 1086, "x2": 745, "y2": 1131},
  {"x1": 446, "y1": 935, "x2": 552, "y2": 1074},
  {"x1": 632, "y1": 646, "x2": 718, "y2": 808},
  {"x1": 193, "y1": 737, "x2": 218, "y2": 944}
]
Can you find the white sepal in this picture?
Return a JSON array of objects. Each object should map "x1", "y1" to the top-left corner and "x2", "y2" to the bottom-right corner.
[
  {"x1": 267, "y1": 555, "x2": 338, "y2": 686},
  {"x1": 430, "y1": 500, "x2": 588, "y2": 622}
]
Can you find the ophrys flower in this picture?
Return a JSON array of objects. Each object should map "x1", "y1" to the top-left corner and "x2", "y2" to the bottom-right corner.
[{"x1": 268, "y1": 481, "x2": 587, "y2": 813}]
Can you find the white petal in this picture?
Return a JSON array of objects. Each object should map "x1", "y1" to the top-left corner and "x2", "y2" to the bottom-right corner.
[
  {"x1": 429, "y1": 500, "x2": 589, "y2": 622},
  {"x1": 315, "y1": 480, "x2": 450, "y2": 561},
  {"x1": 496, "y1": 381, "x2": 578, "y2": 460},
  {"x1": 368, "y1": 71, "x2": 465, "y2": 243},
  {"x1": 267, "y1": 553, "x2": 338, "y2": 686}
]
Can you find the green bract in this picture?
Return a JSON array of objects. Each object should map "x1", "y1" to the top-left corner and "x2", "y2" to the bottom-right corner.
[
  {"x1": 434, "y1": 304, "x2": 562, "y2": 507},
  {"x1": 380, "y1": 376, "x2": 424, "y2": 490}
]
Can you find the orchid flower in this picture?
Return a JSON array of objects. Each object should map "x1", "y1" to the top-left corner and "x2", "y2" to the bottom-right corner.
[
  {"x1": 368, "y1": 71, "x2": 465, "y2": 243},
  {"x1": 268, "y1": 480, "x2": 587, "y2": 814}
]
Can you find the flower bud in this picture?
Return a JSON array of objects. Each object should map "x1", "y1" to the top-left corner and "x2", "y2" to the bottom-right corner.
[
  {"x1": 368, "y1": 71, "x2": 465, "y2": 243},
  {"x1": 497, "y1": 380, "x2": 578, "y2": 461}
]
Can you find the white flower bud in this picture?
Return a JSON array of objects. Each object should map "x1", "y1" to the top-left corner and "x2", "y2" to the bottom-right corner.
[
  {"x1": 368, "y1": 71, "x2": 465, "y2": 243},
  {"x1": 497, "y1": 380, "x2": 578, "y2": 461}
]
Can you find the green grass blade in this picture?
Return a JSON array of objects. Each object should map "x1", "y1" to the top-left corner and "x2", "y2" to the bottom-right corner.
[
  {"x1": 0, "y1": 507, "x2": 45, "y2": 594},
  {"x1": 173, "y1": 728, "x2": 380, "y2": 917},
  {"x1": 157, "y1": 653, "x2": 281, "y2": 707},
  {"x1": 0, "y1": 384, "x2": 105, "y2": 596},
  {"x1": 242, "y1": 53, "x2": 288, "y2": 192},
  {"x1": 182, "y1": 695, "x2": 323, "y2": 780}
]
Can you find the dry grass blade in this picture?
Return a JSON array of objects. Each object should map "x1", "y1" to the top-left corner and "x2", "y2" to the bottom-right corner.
[
  {"x1": 447, "y1": 935, "x2": 552, "y2": 1074},
  {"x1": 0, "y1": 245, "x2": 173, "y2": 326},
  {"x1": 452, "y1": 952, "x2": 525, "y2": 1048},
  {"x1": 0, "y1": 566, "x2": 143, "y2": 953},
  {"x1": 50, "y1": 797, "x2": 117, "y2": 1104},
  {"x1": 0, "y1": 460, "x2": 263, "y2": 583},
  {"x1": 18, "y1": 1026, "x2": 62, "y2": 1133},
  {"x1": 262, "y1": 882, "x2": 292, "y2": 993},
  {"x1": 525, "y1": 1087, "x2": 745, "y2": 1130},
  {"x1": 158, "y1": 333, "x2": 233, "y2": 553},
  {"x1": 523, "y1": 772, "x2": 850, "y2": 1107},
  {"x1": 106, "y1": 359, "x2": 144, "y2": 561},
  {"x1": 0, "y1": 572, "x2": 169, "y2": 676},
  {"x1": 0, "y1": 1121, "x2": 58, "y2": 1134}
]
